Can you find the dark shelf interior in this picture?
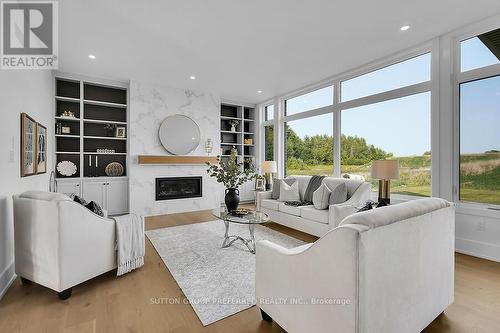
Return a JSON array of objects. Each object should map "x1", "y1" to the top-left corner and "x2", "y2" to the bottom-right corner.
[
  {"x1": 56, "y1": 154, "x2": 80, "y2": 178},
  {"x1": 221, "y1": 104, "x2": 239, "y2": 118},
  {"x1": 56, "y1": 100, "x2": 80, "y2": 118},
  {"x1": 84, "y1": 138, "x2": 126, "y2": 154},
  {"x1": 56, "y1": 136, "x2": 80, "y2": 152},
  {"x1": 84, "y1": 154, "x2": 126, "y2": 177},
  {"x1": 221, "y1": 132, "x2": 240, "y2": 144},
  {"x1": 221, "y1": 119, "x2": 241, "y2": 132},
  {"x1": 84, "y1": 123, "x2": 126, "y2": 138},
  {"x1": 56, "y1": 120, "x2": 80, "y2": 136},
  {"x1": 244, "y1": 107, "x2": 255, "y2": 120},
  {"x1": 221, "y1": 145, "x2": 241, "y2": 155},
  {"x1": 84, "y1": 104, "x2": 126, "y2": 122},
  {"x1": 84, "y1": 84, "x2": 127, "y2": 104},
  {"x1": 243, "y1": 122, "x2": 253, "y2": 133},
  {"x1": 244, "y1": 146, "x2": 254, "y2": 156},
  {"x1": 56, "y1": 80, "x2": 80, "y2": 99}
]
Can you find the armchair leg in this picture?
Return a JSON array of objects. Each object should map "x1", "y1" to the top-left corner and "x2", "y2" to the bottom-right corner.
[
  {"x1": 260, "y1": 309, "x2": 272, "y2": 322},
  {"x1": 20, "y1": 277, "x2": 32, "y2": 285},
  {"x1": 58, "y1": 288, "x2": 72, "y2": 300}
]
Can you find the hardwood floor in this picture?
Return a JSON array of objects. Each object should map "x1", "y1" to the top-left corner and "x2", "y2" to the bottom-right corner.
[{"x1": 0, "y1": 208, "x2": 499, "y2": 333}]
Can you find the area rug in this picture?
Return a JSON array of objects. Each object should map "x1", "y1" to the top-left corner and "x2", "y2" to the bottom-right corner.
[{"x1": 145, "y1": 220, "x2": 305, "y2": 326}]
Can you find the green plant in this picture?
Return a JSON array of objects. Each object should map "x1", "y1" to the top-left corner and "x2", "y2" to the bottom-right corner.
[{"x1": 206, "y1": 147, "x2": 256, "y2": 188}]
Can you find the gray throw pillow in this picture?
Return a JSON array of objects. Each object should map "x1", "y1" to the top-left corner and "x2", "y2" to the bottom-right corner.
[
  {"x1": 329, "y1": 182, "x2": 348, "y2": 205},
  {"x1": 313, "y1": 183, "x2": 332, "y2": 210},
  {"x1": 278, "y1": 180, "x2": 300, "y2": 202},
  {"x1": 271, "y1": 178, "x2": 295, "y2": 200}
]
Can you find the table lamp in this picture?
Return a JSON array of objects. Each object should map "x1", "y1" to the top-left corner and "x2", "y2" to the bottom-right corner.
[
  {"x1": 371, "y1": 160, "x2": 399, "y2": 206},
  {"x1": 261, "y1": 161, "x2": 277, "y2": 191}
]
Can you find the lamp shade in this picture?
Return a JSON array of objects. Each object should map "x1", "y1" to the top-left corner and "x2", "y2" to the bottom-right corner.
[
  {"x1": 371, "y1": 160, "x2": 399, "y2": 180},
  {"x1": 261, "y1": 161, "x2": 277, "y2": 173}
]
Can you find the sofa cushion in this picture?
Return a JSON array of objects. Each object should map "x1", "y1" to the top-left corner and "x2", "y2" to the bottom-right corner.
[
  {"x1": 339, "y1": 198, "x2": 450, "y2": 229},
  {"x1": 261, "y1": 199, "x2": 280, "y2": 210},
  {"x1": 300, "y1": 206, "x2": 329, "y2": 224},
  {"x1": 279, "y1": 180, "x2": 300, "y2": 202},
  {"x1": 272, "y1": 178, "x2": 296, "y2": 200},
  {"x1": 286, "y1": 175, "x2": 312, "y2": 201},
  {"x1": 278, "y1": 202, "x2": 302, "y2": 217},
  {"x1": 20, "y1": 191, "x2": 71, "y2": 202},
  {"x1": 322, "y1": 177, "x2": 363, "y2": 199},
  {"x1": 313, "y1": 183, "x2": 331, "y2": 209},
  {"x1": 329, "y1": 182, "x2": 348, "y2": 205}
]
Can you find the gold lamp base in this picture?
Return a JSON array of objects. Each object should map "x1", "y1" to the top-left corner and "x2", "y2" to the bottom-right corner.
[{"x1": 378, "y1": 179, "x2": 391, "y2": 206}]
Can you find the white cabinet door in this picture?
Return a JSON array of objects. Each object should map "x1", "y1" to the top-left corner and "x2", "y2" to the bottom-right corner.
[
  {"x1": 106, "y1": 180, "x2": 129, "y2": 215},
  {"x1": 56, "y1": 180, "x2": 81, "y2": 197},
  {"x1": 82, "y1": 181, "x2": 106, "y2": 208}
]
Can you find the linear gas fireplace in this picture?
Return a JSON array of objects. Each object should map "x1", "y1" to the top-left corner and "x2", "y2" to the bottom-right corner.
[{"x1": 155, "y1": 176, "x2": 202, "y2": 201}]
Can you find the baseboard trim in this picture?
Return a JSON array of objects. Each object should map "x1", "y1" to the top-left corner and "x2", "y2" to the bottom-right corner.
[
  {"x1": 456, "y1": 237, "x2": 500, "y2": 263},
  {"x1": 0, "y1": 262, "x2": 16, "y2": 300}
]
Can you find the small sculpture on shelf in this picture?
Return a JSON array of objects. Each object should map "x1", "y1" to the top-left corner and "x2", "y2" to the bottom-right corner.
[
  {"x1": 104, "y1": 124, "x2": 117, "y2": 137},
  {"x1": 60, "y1": 110, "x2": 76, "y2": 118},
  {"x1": 244, "y1": 138, "x2": 253, "y2": 145},
  {"x1": 228, "y1": 119, "x2": 239, "y2": 132}
]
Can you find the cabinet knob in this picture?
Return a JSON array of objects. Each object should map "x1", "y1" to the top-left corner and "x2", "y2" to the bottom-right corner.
[{"x1": 76, "y1": 184, "x2": 80, "y2": 187}]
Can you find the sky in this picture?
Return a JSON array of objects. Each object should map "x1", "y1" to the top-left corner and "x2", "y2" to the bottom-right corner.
[{"x1": 283, "y1": 37, "x2": 499, "y2": 157}]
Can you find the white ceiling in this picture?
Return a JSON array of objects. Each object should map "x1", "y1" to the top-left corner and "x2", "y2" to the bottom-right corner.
[{"x1": 59, "y1": 0, "x2": 500, "y2": 103}]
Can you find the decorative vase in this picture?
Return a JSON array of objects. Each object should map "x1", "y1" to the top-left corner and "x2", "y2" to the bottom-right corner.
[
  {"x1": 225, "y1": 188, "x2": 240, "y2": 212},
  {"x1": 230, "y1": 125, "x2": 236, "y2": 132}
]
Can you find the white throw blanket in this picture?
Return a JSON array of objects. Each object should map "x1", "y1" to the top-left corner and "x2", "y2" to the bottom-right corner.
[{"x1": 113, "y1": 214, "x2": 145, "y2": 276}]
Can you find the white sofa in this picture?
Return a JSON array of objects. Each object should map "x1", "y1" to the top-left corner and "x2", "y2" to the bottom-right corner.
[
  {"x1": 12, "y1": 191, "x2": 117, "y2": 299},
  {"x1": 256, "y1": 197, "x2": 455, "y2": 333},
  {"x1": 257, "y1": 175, "x2": 372, "y2": 236}
]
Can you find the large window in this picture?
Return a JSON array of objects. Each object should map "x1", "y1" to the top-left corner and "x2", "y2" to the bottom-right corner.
[
  {"x1": 341, "y1": 53, "x2": 431, "y2": 102},
  {"x1": 264, "y1": 125, "x2": 274, "y2": 161},
  {"x1": 341, "y1": 93, "x2": 431, "y2": 196},
  {"x1": 265, "y1": 104, "x2": 274, "y2": 121},
  {"x1": 285, "y1": 113, "x2": 333, "y2": 176},
  {"x1": 460, "y1": 75, "x2": 500, "y2": 205},
  {"x1": 285, "y1": 85, "x2": 333, "y2": 116},
  {"x1": 460, "y1": 28, "x2": 500, "y2": 72}
]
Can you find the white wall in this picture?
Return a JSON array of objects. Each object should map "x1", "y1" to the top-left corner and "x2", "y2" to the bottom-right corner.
[
  {"x1": 129, "y1": 80, "x2": 222, "y2": 217},
  {"x1": 0, "y1": 70, "x2": 54, "y2": 298}
]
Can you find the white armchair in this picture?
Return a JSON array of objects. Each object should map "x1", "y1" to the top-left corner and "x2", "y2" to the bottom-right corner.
[
  {"x1": 256, "y1": 198, "x2": 455, "y2": 333},
  {"x1": 13, "y1": 191, "x2": 117, "y2": 299}
]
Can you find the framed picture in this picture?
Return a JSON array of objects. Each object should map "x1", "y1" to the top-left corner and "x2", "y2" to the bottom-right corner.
[
  {"x1": 115, "y1": 127, "x2": 126, "y2": 138},
  {"x1": 20, "y1": 113, "x2": 37, "y2": 177},
  {"x1": 36, "y1": 122, "x2": 47, "y2": 174},
  {"x1": 255, "y1": 177, "x2": 265, "y2": 191}
]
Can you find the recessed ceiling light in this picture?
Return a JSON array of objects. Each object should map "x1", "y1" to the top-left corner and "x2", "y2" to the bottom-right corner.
[
  {"x1": 257, "y1": 90, "x2": 263, "y2": 94},
  {"x1": 400, "y1": 25, "x2": 410, "y2": 31},
  {"x1": 88, "y1": 54, "x2": 96, "y2": 59},
  {"x1": 189, "y1": 75, "x2": 196, "y2": 80}
]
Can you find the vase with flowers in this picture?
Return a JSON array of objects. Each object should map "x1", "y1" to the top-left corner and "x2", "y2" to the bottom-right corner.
[
  {"x1": 206, "y1": 147, "x2": 256, "y2": 212},
  {"x1": 228, "y1": 119, "x2": 239, "y2": 132}
]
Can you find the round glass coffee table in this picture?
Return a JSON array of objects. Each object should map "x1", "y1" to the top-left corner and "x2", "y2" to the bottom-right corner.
[{"x1": 212, "y1": 209, "x2": 270, "y2": 254}]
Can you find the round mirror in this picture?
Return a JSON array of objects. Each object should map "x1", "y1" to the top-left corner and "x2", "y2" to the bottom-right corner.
[{"x1": 159, "y1": 115, "x2": 200, "y2": 155}]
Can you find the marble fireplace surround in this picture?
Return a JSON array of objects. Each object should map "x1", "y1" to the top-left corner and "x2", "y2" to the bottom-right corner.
[{"x1": 129, "y1": 81, "x2": 221, "y2": 217}]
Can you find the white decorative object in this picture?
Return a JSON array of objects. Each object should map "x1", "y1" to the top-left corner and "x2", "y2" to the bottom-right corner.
[
  {"x1": 278, "y1": 179, "x2": 300, "y2": 202},
  {"x1": 204, "y1": 138, "x2": 213, "y2": 155},
  {"x1": 256, "y1": 198, "x2": 455, "y2": 333},
  {"x1": 158, "y1": 114, "x2": 200, "y2": 155},
  {"x1": 56, "y1": 160, "x2": 77, "y2": 177}
]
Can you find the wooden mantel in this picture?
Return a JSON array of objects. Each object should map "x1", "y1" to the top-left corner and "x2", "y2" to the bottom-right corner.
[{"x1": 138, "y1": 155, "x2": 218, "y2": 165}]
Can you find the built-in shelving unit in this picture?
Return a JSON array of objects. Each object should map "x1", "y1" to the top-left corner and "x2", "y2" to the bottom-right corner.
[
  {"x1": 220, "y1": 102, "x2": 256, "y2": 172},
  {"x1": 219, "y1": 101, "x2": 257, "y2": 203},
  {"x1": 54, "y1": 77, "x2": 129, "y2": 179},
  {"x1": 53, "y1": 75, "x2": 130, "y2": 215}
]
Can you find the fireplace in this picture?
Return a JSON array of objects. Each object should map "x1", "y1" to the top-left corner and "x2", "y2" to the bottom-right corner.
[{"x1": 155, "y1": 176, "x2": 203, "y2": 201}]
